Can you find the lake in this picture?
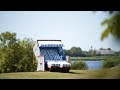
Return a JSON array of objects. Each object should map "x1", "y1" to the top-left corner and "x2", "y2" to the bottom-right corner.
[{"x1": 70, "y1": 60, "x2": 103, "y2": 70}]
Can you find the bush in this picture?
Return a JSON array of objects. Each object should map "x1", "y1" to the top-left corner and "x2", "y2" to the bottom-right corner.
[
  {"x1": 0, "y1": 66, "x2": 4, "y2": 74},
  {"x1": 71, "y1": 61, "x2": 88, "y2": 70},
  {"x1": 103, "y1": 58, "x2": 120, "y2": 68},
  {"x1": 0, "y1": 68, "x2": 2, "y2": 74},
  {"x1": 0, "y1": 60, "x2": 4, "y2": 74}
]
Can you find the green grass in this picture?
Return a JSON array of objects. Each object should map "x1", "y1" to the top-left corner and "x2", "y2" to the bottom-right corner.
[
  {"x1": 0, "y1": 66, "x2": 120, "y2": 79},
  {"x1": 70, "y1": 56, "x2": 120, "y2": 61}
]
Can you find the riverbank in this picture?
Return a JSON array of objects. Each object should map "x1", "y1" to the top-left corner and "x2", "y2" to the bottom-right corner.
[
  {"x1": 70, "y1": 56, "x2": 120, "y2": 61},
  {"x1": 0, "y1": 66, "x2": 120, "y2": 79}
]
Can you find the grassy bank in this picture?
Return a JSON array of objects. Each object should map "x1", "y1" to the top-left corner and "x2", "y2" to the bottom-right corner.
[
  {"x1": 70, "y1": 56, "x2": 120, "y2": 61},
  {"x1": 0, "y1": 66, "x2": 120, "y2": 79}
]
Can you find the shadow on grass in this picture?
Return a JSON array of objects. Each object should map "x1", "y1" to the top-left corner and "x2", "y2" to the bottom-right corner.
[
  {"x1": 48, "y1": 70, "x2": 82, "y2": 74},
  {"x1": 68, "y1": 71, "x2": 82, "y2": 74}
]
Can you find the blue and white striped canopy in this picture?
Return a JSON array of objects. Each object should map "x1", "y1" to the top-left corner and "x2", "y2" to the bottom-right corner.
[
  {"x1": 38, "y1": 40, "x2": 64, "y2": 47},
  {"x1": 40, "y1": 44, "x2": 63, "y2": 47}
]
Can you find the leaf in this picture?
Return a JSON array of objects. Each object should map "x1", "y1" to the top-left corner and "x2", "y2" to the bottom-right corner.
[
  {"x1": 101, "y1": 19, "x2": 110, "y2": 26},
  {"x1": 101, "y1": 28, "x2": 111, "y2": 40}
]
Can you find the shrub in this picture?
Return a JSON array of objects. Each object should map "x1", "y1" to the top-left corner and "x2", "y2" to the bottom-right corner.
[
  {"x1": 71, "y1": 61, "x2": 88, "y2": 70},
  {"x1": 0, "y1": 68, "x2": 2, "y2": 74},
  {"x1": 103, "y1": 58, "x2": 120, "y2": 68},
  {"x1": 0, "y1": 65, "x2": 4, "y2": 74},
  {"x1": 0, "y1": 60, "x2": 4, "y2": 73}
]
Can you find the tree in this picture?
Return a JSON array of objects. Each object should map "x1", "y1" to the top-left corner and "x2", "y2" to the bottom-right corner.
[
  {"x1": 107, "y1": 48, "x2": 111, "y2": 50},
  {"x1": 70, "y1": 47, "x2": 82, "y2": 57},
  {"x1": 0, "y1": 31, "x2": 36, "y2": 73},
  {"x1": 101, "y1": 11, "x2": 120, "y2": 40},
  {"x1": 63, "y1": 49, "x2": 71, "y2": 56},
  {"x1": 3, "y1": 41, "x2": 23, "y2": 72},
  {"x1": 0, "y1": 31, "x2": 17, "y2": 47},
  {"x1": 99, "y1": 48, "x2": 106, "y2": 50},
  {"x1": 19, "y1": 38, "x2": 36, "y2": 72},
  {"x1": 81, "y1": 51, "x2": 87, "y2": 57},
  {"x1": 92, "y1": 49, "x2": 97, "y2": 56},
  {"x1": 115, "y1": 50, "x2": 120, "y2": 56},
  {"x1": 0, "y1": 31, "x2": 21, "y2": 72}
]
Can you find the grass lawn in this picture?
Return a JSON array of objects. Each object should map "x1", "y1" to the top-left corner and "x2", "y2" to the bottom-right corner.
[{"x1": 0, "y1": 66, "x2": 120, "y2": 79}]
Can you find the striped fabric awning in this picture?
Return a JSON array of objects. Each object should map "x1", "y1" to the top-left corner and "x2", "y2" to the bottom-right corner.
[
  {"x1": 40, "y1": 44, "x2": 63, "y2": 47},
  {"x1": 37, "y1": 40, "x2": 64, "y2": 47}
]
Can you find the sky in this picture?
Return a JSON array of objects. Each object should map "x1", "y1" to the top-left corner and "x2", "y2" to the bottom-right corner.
[{"x1": 0, "y1": 11, "x2": 120, "y2": 51}]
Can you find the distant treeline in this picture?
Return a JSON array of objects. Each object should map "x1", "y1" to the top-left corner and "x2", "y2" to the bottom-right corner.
[{"x1": 63, "y1": 47, "x2": 120, "y2": 57}]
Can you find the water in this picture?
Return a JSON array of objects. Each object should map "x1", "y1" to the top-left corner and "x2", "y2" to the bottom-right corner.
[
  {"x1": 85, "y1": 60, "x2": 103, "y2": 70},
  {"x1": 70, "y1": 60, "x2": 103, "y2": 70}
]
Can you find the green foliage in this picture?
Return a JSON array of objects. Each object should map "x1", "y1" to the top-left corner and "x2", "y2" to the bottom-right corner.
[
  {"x1": 0, "y1": 31, "x2": 17, "y2": 47},
  {"x1": 0, "y1": 31, "x2": 36, "y2": 73},
  {"x1": 107, "y1": 48, "x2": 111, "y2": 50},
  {"x1": 115, "y1": 51, "x2": 120, "y2": 56},
  {"x1": 70, "y1": 47, "x2": 82, "y2": 57},
  {"x1": 64, "y1": 49, "x2": 71, "y2": 56},
  {"x1": 71, "y1": 61, "x2": 88, "y2": 70},
  {"x1": 101, "y1": 27, "x2": 111, "y2": 40},
  {"x1": 99, "y1": 48, "x2": 106, "y2": 50},
  {"x1": 64, "y1": 47, "x2": 116, "y2": 57},
  {"x1": 101, "y1": 11, "x2": 120, "y2": 40},
  {"x1": 19, "y1": 38, "x2": 36, "y2": 72},
  {"x1": 0, "y1": 61, "x2": 4, "y2": 74},
  {"x1": 64, "y1": 47, "x2": 88, "y2": 57},
  {"x1": 103, "y1": 58, "x2": 120, "y2": 68}
]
